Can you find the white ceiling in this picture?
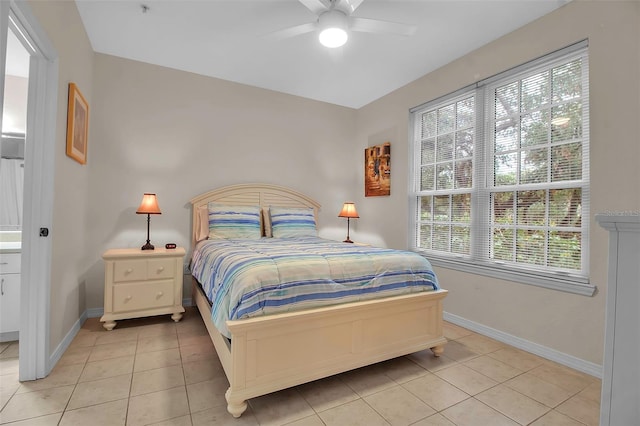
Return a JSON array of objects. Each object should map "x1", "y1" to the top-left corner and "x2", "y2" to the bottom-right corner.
[{"x1": 74, "y1": 0, "x2": 568, "y2": 109}]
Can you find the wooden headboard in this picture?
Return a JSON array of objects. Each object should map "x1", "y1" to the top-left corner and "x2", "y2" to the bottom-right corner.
[{"x1": 189, "y1": 183, "x2": 321, "y2": 248}]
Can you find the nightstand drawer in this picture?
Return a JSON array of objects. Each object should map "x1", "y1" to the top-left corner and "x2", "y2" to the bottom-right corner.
[
  {"x1": 148, "y1": 258, "x2": 176, "y2": 280},
  {"x1": 113, "y1": 259, "x2": 147, "y2": 282},
  {"x1": 112, "y1": 280, "x2": 175, "y2": 312},
  {"x1": 112, "y1": 258, "x2": 176, "y2": 283}
]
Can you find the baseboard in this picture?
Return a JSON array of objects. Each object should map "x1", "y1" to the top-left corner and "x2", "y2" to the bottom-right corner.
[
  {"x1": 443, "y1": 311, "x2": 603, "y2": 379},
  {"x1": 49, "y1": 310, "x2": 88, "y2": 368},
  {"x1": 49, "y1": 299, "x2": 194, "y2": 372},
  {"x1": 86, "y1": 307, "x2": 103, "y2": 318},
  {"x1": 48, "y1": 307, "x2": 602, "y2": 378},
  {"x1": 0, "y1": 331, "x2": 19, "y2": 343}
]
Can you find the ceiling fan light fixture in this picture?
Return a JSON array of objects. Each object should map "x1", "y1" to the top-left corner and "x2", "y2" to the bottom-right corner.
[
  {"x1": 319, "y1": 27, "x2": 348, "y2": 48},
  {"x1": 318, "y1": 10, "x2": 348, "y2": 48}
]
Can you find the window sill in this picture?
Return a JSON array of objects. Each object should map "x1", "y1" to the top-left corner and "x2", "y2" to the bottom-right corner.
[{"x1": 421, "y1": 254, "x2": 597, "y2": 297}]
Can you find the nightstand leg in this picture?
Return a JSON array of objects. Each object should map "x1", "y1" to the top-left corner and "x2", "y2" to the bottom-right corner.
[
  {"x1": 226, "y1": 388, "x2": 248, "y2": 418},
  {"x1": 171, "y1": 312, "x2": 183, "y2": 322},
  {"x1": 431, "y1": 345, "x2": 444, "y2": 357},
  {"x1": 103, "y1": 320, "x2": 116, "y2": 331}
]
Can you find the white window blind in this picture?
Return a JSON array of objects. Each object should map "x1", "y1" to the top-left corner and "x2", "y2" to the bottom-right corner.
[
  {"x1": 416, "y1": 94, "x2": 475, "y2": 256},
  {"x1": 410, "y1": 42, "x2": 592, "y2": 295}
]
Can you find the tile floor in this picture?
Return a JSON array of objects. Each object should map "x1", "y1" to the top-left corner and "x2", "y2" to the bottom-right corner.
[{"x1": 0, "y1": 307, "x2": 601, "y2": 425}]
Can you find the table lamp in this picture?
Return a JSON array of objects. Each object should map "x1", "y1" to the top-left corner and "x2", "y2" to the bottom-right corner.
[
  {"x1": 338, "y1": 202, "x2": 359, "y2": 243},
  {"x1": 136, "y1": 193, "x2": 161, "y2": 250}
]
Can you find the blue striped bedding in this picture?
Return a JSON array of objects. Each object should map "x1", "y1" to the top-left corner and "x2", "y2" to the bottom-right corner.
[{"x1": 190, "y1": 237, "x2": 439, "y2": 338}]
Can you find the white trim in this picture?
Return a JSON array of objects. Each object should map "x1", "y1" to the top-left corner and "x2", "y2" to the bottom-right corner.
[
  {"x1": 409, "y1": 40, "x2": 588, "y2": 114},
  {"x1": 49, "y1": 310, "x2": 87, "y2": 368},
  {"x1": 0, "y1": 331, "x2": 19, "y2": 342},
  {"x1": 0, "y1": 3, "x2": 7, "y2": 132},
  {"x1": 21, "y1": 52, "x2": 57, "y2": 381},
  {"x1": 444, "y1": 311, "x2": 603, "y2": 378},
  {"x1": 78, "y1": 306, "x2": 603, "y2": 379},
  {"x1": 410, "y1": 45, "x2": 591, "y2": 296},
  {"x1": 430, "y1": 256, "x2": 596, "y2": 297}
]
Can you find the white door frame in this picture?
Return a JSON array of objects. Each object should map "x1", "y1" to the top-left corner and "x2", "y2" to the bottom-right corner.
[{"x1": 0, "y1": 0, "x2": 57, "y2": 380}]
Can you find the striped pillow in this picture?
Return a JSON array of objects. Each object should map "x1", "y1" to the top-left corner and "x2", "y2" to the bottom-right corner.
[
  {"x1": 208, "y1": 203, "x2": 261, "y2": 239},
  {"x1": 270, "y1": 206, "x2": 317, "y2": 238}
]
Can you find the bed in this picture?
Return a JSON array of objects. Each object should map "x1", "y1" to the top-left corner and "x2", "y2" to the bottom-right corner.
[{"x1": 189, "y1": 183, "x2": 447, "y2": 418}]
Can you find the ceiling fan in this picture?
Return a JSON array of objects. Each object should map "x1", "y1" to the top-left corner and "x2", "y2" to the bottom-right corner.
[{"x1": 269, "y1": 0, "x2": 417, "y2": 48}]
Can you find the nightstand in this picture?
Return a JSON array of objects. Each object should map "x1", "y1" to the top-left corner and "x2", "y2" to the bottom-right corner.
[{"x1": 100, "y1": 247, "x2": 186, "y2": 330}]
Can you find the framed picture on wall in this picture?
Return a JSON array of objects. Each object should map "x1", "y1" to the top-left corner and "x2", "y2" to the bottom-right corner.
[
  {"x1": 65, "y1": 83, "x2": 89, "y2": 165},
  {"x1": 365, "y1": 142, "x2": 391, "y2": 196}
]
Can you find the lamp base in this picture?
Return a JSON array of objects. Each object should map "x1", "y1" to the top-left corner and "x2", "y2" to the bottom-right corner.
[
  {"x1": 141, "y1": 242, "x2": 155, "y2": 250},
  {"x1": 343, "y1": 238, "x2": 354, "y2": 243}
]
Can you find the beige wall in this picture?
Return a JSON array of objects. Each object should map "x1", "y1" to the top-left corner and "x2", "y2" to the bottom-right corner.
[
  {"x1": 24, "y1": 0, "x2": 639, "y2": 366},
  {"x1": 355, "y1": 0, "x2": 640, "y2": 364},
  {"x1": 84, "y1": 54, "x2": 357, "y2": 309},
  {"x1": 28, "y1": 0, "x2": 95, "y2": 354},
  {"x1": 28, "y1": 0, "x2": 357, "y2": 357}
]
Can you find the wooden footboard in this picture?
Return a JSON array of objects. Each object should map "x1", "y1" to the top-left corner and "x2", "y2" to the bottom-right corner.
[{"x1": 192, "y1": 279, "x2": 447, "y2": 418}]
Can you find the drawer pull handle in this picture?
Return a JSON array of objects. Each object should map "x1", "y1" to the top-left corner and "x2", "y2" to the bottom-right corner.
[
  {"x1": 125, "y1": 268, "x2": 133, "y2": 274},
  {"x1": 125, "y1": 295, "x2": 132, "y2": 301},
  {"x1": 158, "y1": 266, "x2": 165, "y2": 272},
  {"x1": 1, "y1": 277, "x2": 4, "y2": 295},
  {"x1": 0, "y1": 262, "x2": 8, "y2": 265},
  {"x1": 156, "y1": 291, "x2": 164, "y2": 297}
]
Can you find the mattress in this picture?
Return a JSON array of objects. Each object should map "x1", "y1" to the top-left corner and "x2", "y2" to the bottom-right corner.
[{"x1": 190, "y1": 237, "x2": 439, "y2": 337}]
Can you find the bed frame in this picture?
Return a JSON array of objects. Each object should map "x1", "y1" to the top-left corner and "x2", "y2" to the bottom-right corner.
[{"x1": 189, "y1": 183, "x2": 447, "y2": 418}]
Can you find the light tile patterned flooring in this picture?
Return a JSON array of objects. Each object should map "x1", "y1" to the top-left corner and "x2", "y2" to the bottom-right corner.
[{"x1": 0, "y1": 307, "x2": 600, "y2": 425}]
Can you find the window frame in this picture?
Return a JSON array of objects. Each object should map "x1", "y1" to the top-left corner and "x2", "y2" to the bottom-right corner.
[{"x1": 409, "y1": 41, "x2": 594, "y2": 296}]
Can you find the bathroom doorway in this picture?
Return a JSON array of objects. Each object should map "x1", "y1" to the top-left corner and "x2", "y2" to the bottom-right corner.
[
  {"x1": 0, "y1": 22, "x2": 30, "y2": 353},
  {"x1": 0, "y1": 1, "x2": 58, "y2": 381}
]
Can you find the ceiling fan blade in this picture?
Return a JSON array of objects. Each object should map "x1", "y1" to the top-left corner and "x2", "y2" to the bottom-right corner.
[
  {"x1": 350, "y1": 17, "x2": 417, "y2": 37},
  {"x1": 265, "y1": 22, "x2": 318, "y2": 41},
  {"x1": 298, "y1": 0, "x2": 330, "y2": 15},
  {"x1": 337, "y1": 0, "x2": 364, "y2": 14}
]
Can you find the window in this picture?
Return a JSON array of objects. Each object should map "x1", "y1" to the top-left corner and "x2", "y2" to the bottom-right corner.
[{"x1": 410, "y1": 42, "x2": 592, "y2": 295}]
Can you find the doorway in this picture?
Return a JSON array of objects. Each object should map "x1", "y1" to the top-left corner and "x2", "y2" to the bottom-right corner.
[
  {"x1": 0, "y1": 24, "x2": 31, "y2": 372},
  {"x1": 0, "y1": 1, "x2": 57, "y2": 381},
  {"x1": 0, "y1": 24, "x2": 29, "y2": 357}
]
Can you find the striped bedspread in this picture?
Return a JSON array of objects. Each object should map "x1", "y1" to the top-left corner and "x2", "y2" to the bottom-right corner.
[{"x1": 190, "y1": 237, "x2": 439, "y2": 338}]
